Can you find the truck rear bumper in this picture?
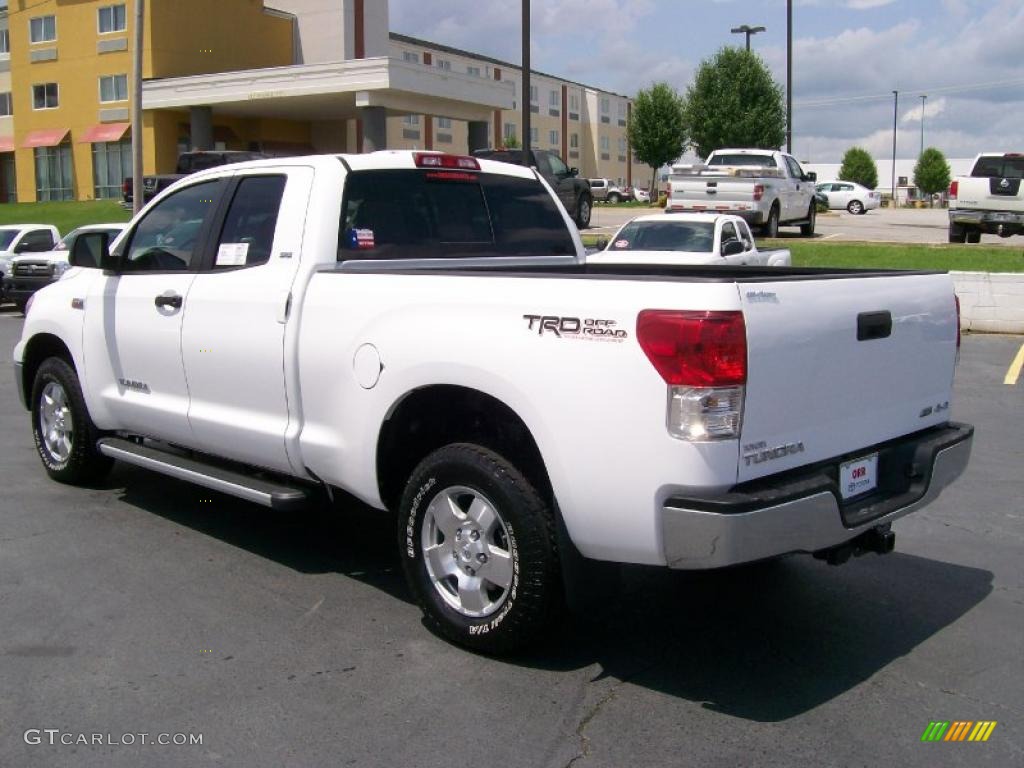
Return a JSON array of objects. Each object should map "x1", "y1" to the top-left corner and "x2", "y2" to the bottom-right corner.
[
  {"x1": 950, "y1": 209, "x2": 1024, "y2": 234},
  {"x1": 666, "y1": 203, "x2": 763, "y2": 224},
  {"x1": 661, "y1": 423, "x2": 973, "y2": 569}
]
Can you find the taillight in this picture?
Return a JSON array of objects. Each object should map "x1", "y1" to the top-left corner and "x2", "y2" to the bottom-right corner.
[
  {"x1": 637, "y1": 310, "x2": 747, "y2": 441},
  {"x1": 753, "y1": 184, "x2": 764, "y2": 202},
  {"x1": 954, "y1": 294, "x2": 961, "y2": 349},
  {"x1": 948, "y1": 180, "x2": 958, "y2": 200},
  {"x1": 414, "y1": 152, "x2": 480, "y2": 171}
]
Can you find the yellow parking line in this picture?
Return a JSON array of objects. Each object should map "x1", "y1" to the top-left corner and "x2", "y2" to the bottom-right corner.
[{"x1": 1005, "y1": 342, "x2": 1024, "y2": 386}]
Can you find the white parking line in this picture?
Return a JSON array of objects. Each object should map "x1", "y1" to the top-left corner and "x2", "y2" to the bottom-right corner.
[{"x1": 1005, "y1": 343, "x2": 1024, "y2": 386}]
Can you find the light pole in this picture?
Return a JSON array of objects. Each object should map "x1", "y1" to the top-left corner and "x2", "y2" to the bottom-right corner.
[
  {"x1": 521, "y1": 0, "x2": 530, "y2": 161},
  {"x1": 786, "y1": 0, "x2": 792, "y2": 153},
  {"x1": 730, "y1": 24, "x2": 765, "y2": 51},
  {"x1": 891, "y1": 90, "x2": 899, "y2": 206},
  {"x1": 919, "y1": 94, "x2": 927, "y2": 157},
  {"x1": 132, "y1": 0, "x2": 145, "y2": 216}
]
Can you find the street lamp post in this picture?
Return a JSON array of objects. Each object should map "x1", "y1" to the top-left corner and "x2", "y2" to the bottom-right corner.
[
  {"x1": 521, "y1": 0, "x2": 530, "y2": 161},
  {"x1": 891, "y1": 90, "x2": 899, "y2": 206},
  {"x1": 730, "y1": 24, "x2": 765, "y2": 51},
  {"x1": 786, "y1": 0, "x2": 792, "y2": 153},
  {"x1": 132, "y1": 0, "x2": 145, "y2": 217},
  {"x1": 919, "y1": 94, "x2": 927, "y2": 157}
]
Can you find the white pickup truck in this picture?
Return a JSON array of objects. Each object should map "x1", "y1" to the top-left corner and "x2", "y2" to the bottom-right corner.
[
  {"x1": 668, "y1": 149, "x2": 819, "y2": 238},
  {"x1": 948, "y1": 152, "x2": 1024, "y2": 242},
  {"x1": 13, "y1": 151, "x2": 973, "y2": 654}
]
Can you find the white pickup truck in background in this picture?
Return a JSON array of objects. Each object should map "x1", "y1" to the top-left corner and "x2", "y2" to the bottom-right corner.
[
  {"x1": 668, "y1": 149, "x2": 819, "y2": 238},
  {"x1": 14, "y1": 151, "x2": 972, "y2": 654},
  {"x1": 948, "y1": 152, "x2": 1024, "y2": 242},
  {"x1": 588, "y1": 213, "x2": 791, "y2": 266}
]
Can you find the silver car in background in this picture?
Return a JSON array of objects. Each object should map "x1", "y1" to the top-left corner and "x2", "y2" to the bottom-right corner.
[{"x1": 816, "y1": 181, "x2": 880, "y2": 215}]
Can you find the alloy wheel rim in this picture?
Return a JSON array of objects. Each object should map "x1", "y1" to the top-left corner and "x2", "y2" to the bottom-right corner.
[
  {"x1": 39, "y1": 381, "x2": 73, "y2": 463},
  {"x1": 421, "y1": 485, "x2": 514, "y2": 618}
]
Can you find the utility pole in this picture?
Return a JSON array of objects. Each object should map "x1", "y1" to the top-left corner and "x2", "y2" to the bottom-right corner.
[
  {"x1": 891, "y1": 90, "x2": 899, "y2": 206},
  {"x1": 132, "y1": 0, "x2": 145, "y2": 216},
  {"x1": 730, "y1": 24, "x2": 765, "y2": 51},
  {"x1": 521, "y1": 0, "x2": 531, "y2": 165},
  {"x1": 786, "y1": 0, "x2": 792, "y2": 153},
  {"x1": 919, "y1": 94, "x2": 927, "y2": 157}
]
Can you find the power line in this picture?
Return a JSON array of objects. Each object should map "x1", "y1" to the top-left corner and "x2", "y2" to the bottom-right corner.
[{"x1": 795, "y1": 77, "x2": 1024, "y2": 108}]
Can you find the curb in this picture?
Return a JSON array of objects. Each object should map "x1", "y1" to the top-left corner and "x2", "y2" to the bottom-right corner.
[{"x1": 952, "y1": 271, "x2": 1024, "y2": 334}]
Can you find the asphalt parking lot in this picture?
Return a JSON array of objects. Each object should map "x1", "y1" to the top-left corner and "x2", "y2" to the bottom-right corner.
[
  {"x1": 1, "y1": 310, "x2": 1021, "y2": 768},
  {"x1": 591, "y1": 205, "x2": 1024, "y2": 247}
]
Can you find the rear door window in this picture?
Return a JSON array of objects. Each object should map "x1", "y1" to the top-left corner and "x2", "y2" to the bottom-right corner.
[
  {"x1": 212, "y1": 175, "x2": 286, "y2": 269},
  {"x1": 338, "y1": 169, "x2": 576, "y2": 260}
]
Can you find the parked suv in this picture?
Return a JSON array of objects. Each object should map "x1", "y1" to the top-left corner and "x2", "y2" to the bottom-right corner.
[{"x1": 472, "y1": 148, "x2": 592, "y2": 227}]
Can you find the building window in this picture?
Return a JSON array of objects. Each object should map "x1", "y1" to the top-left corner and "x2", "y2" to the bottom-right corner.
[
  {"x1": 30, "y1": 15, "x2": 57, "y2": 44},
  {"x1": 618, "y1": 101, "x2": 627, "y2": 118},
  {"x1": 569, "y1": 93, "x2": 580, "y2": 112},
  {"x1": 402, "y1": 114, "x2": 420, "y2": 126},
  {"x1": 600, "y1": 136, "x2": 610, "y2": 152},
  {"x1": 530, "y1": 85, "x2": 537, "y2": 103},
  {"x1": 503, "y1": 123, "x2": 516, "y2": 141},
  {"x1": 600, "y1": 97, "x2": 610, "y2": 114},
  {"x1": 570, "y1": 133, "x2": 578, "y2": 149},
  {"x1": 467, "y1": 66, "x2": 481, "y2": 77},
  {"x1": 618, "y1": 138, "x2": 627, "y2": 153},
  {"x1": 0, "y1": 92, "x2": 11, "y2": 117},
  {"x1": 402, "y1": 51, "x2": 419, "y2": 64},
  {"x1": 435, "y1": 58, "x2": 451, "y2": 71},
  {"x1": 550, "y1": 90, "x2": 559, "y2": 107},
  {"x1": 32, "y1": 83, "x2": 59, "y2": 110},
  {"x1": 34, "y1": 142, "x2": 74, "y2": 201},
  {"x1": 0, "y1": 29, "x2": 9, "y2": 55},
  {"x1": 530, "y1": 127, "x2": 538, "y2": 145},
  {"x1": 437, "y1": 117, "x2": 452, "y2": 129},
  {"x1": 549, "y1": 130, "x2": 559, "y2": 146},
  {"x1": 98, "y1": 4, "x2": 127, "y2": 34},
  {"x1": 99, "y1": 74, "x2": 128, "y2": 103},
  {"x1": 92, "y1": 138, "x2": 131, "y2": 199}
]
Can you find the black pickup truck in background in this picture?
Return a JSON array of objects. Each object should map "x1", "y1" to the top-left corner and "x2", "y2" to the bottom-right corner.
[
  {"x1": 472, "y1": 148, "x2": 593, "y2": 228},
  {"x1": 122, "y1": 150, "x2": 268, "y2": 207}
]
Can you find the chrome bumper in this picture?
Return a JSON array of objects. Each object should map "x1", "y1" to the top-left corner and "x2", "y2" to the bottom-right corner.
[
  {"x1": 949, "y1": 209, "x2": 1024, "y2": 226},
  {"x1": 662, "y1": 424, "x2": 973, "y2": 569}
]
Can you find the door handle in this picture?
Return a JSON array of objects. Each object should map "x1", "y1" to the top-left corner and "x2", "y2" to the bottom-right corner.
[{"x1": 155, "y1": 293, "x2": 183, "y2": 310}]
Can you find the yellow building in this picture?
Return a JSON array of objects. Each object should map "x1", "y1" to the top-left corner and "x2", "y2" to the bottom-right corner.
[{"x1": 3, "y1": 0, "x2": 642, "y2": 203}]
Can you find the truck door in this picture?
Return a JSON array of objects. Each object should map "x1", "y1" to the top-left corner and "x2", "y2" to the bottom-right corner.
[
  {"x1": 81, "y1": 179, "x2": 228, "y2": 446},
  {"x1": 179, "y1": 167, "x2": 313, "y2": 474},
  {"x1": 785, "y1": 156, "x2": 811, "y2": 219},
  {"x1": 536, "y1": 151, "x2": 576, "y2": 212}
]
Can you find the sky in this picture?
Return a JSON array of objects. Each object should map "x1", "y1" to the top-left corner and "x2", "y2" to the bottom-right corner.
[{"x1": 389, "y1": 0, "x2": 1024, "y2": 163}]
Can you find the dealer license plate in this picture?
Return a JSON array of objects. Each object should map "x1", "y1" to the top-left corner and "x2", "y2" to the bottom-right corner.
[{"x1": 839, "y1": 453, "x2": 878, "y2": 500}]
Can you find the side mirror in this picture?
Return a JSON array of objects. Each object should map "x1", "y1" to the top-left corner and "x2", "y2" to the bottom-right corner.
[
  {"x1": 69, "y1": 231, "x2": 113, "y2": 270},
  {"x1": 804, "y1": 171, "x2": 817, "y2": 182},
  {"x1": 722, "y1": 240, "x2": 745, "y2": 257},
  {"x1": 569, "y1": 166, "x2": 579, "y2": 178}
]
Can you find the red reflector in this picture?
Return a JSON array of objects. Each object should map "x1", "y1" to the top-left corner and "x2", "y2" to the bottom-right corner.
[
  {"x1": 954, "y1": 295, "x2": 961, "y2": 348},
  {"x1": 753, "y1": 184, "x2": 764, "y2": 202},
  {"x1": 414, "y1": 152, "x2": 480, "y2": 171},
  {"x1": 948, "y1": 180, "x2": 958, "y2": 199},
  {"x1": 636, "y1": 310, "x2": 747, "y2": 386},
  {"x1": 425, "y1": 171, "x2": 477, "y2": 182}
]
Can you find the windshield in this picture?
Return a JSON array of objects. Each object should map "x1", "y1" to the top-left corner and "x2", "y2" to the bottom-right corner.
[
  {"x1": 609, "y1": 221, "x2": 715, "y2": 253},
  {"x1": 707, "y1": 153, "x2": 777, "y2": 168},
  {"x1": 0, "y1": 230, "x2": 18, "y2": 249},
  {"x1": 971, "y1": 156, "x2": 1024, "y2": 179},
  {"x1": 339, "y1": 169, "x2": 576, "y2": 260}
]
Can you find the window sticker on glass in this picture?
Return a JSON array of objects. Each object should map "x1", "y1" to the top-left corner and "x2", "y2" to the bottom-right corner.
[
  {"x1": 216, "y1": 242, "x2": 249, "y2": 266},
  {"x1": 346, "y1": 228, "x2": 375, "y2": 250}
]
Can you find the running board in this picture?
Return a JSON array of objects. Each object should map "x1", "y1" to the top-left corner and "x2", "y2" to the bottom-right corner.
[{"x1": 97, "y1": 437, "x2": 310, "y2": 511}]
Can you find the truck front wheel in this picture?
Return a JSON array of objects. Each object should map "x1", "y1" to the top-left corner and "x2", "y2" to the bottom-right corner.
[
  {"x1": 31, "y1": 357, "x2": 112, "y2": 485},
  {"x1": 398, "y1": 443, "x2": 562, "y2": 654},
  {"x1": 800, "y1": 203, "x2": 816, "y2": 236},
  {"x1": 575, "y1": 194, "x2": 592, "y2": 228}
]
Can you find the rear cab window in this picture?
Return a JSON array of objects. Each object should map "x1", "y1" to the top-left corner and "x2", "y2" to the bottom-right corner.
[
  {"x1": 971, "y1": 156, "x2": 1024, "y2": 179},
  {"x1": 338, "y1": 169, "x2": 576, "y2": 261}
]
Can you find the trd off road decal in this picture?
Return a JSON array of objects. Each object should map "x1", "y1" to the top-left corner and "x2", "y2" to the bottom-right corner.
[{"x1": 523, "y1": 314, "x2": 628, "y2": 342}]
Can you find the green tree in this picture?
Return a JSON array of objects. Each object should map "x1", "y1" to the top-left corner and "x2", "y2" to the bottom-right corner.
[
  {"x1": 502, "y1": 134, "x2": 520, "y2": 149},
  {"x1": 838, "y1": 146, "x2": 878, "y2": 189},
  {"x1": 627, "y1": 82, "x2": 688, "y2": 194},
  {"x1": 682, "y1": 47, "x2": 785, "y2": 159},
  {"x1": 914, "y1": 147, "x2": 952, "y2": 207}
]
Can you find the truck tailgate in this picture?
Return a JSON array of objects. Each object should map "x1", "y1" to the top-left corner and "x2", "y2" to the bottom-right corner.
[
  {"x1": 737, "y1": 273, "x2": 958, "y2": 483},
  {"x1": 956, "y1": 177, "x2": 1024, "y2": 212}
]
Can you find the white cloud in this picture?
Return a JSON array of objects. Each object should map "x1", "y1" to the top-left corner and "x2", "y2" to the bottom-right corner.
[
  {"x1": 847, "y1": 0, "x2": 897, "y2": 8},
  {"x1": 900, "y1": 96, "x2": 947, "y2": 124}
]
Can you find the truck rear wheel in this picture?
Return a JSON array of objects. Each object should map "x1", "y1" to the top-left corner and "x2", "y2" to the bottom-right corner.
[
  {"x1": 800, "y1": 203, "x2": 816, "y2": 236},
  {"x1": 948, "y1": 224, "x2": 967, "y2": 243},
  {"x1": 966, "y1": 230, "x2": 982, "y2": 244},
  {"x1": 760, "y1": 204, "x2": 780, "y2": 238},
  {"x1": 31, "y1": 357, "x2": 112, "y2": 485},
  {"x1": 398, "y1": 443, "x2": 562, "y2": 654}
]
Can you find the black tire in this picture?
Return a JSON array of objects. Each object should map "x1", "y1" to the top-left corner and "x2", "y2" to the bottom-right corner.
[
  {"x1": 31, "y1": 357, "x2": 112, "y2": 485},
  {"x1": 398, "y1": 443, "x2": 562, "y2": 654},
  {"x1": 608, "y1": 192, "x2": 621, "y2": 204},
  {"x1": 966, "y1": 230, "x2": 982, "y2": 244},
  {"x1": 760, "y1": 204, "x2": 779, "y2": 238},
  {"x1": 948, "y1": 224, "x2": 967, "y2": 243},
  {"x1": 847, "y1": 200, "x2": 864, "y2": 215},
  {"x1": 574, "y1": 194, "x2": 592, "y2": 228},
  {"x1": 800, "y1": 203, "x2": 816, "y2": 236}
]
